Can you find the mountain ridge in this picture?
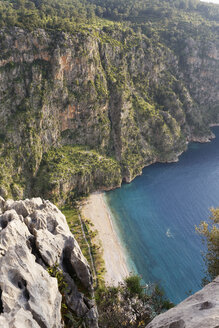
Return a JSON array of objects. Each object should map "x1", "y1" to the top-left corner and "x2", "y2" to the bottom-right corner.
[{"x1": 0, "y1": 0, "x2": 218, "y2": 203}]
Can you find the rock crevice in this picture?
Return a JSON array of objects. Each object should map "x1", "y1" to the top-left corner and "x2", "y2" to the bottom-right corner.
[
  {"x1": 0, "y1": 197, "x2": 98, "y2": 328},
  {"x1": 0, "y1": 288, "x2": 3, "y2": 314},
  {"x1": 0, "y1": 27, "x2": 218, "y2": 201}
]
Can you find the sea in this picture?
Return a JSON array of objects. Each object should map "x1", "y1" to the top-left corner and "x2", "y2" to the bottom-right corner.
[{"x1": 104, "y1": 127, "x2": 219, "y2": 304}]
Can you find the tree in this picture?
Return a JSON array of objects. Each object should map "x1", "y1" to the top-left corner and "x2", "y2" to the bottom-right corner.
[
  {"x1": 95, "y1": 275, "x2": 174, "y2": 328},
  {"x1": 196, "y1": 208, "x2": 219, "y2": 284}
]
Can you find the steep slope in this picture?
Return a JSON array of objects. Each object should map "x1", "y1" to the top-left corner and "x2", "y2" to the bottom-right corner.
[
  {"x1": 146, "y1": 276, "x2": 219, "y2": 328},
  {"x1": 0, "y1": 197, "x2": 98, "y2": 328},
  {"x1": 0, "y1": 196, "x2": 218, "y2": 328},
  {"x1": 0, "y1": 1, "x2": 218, "y2": 202},
  {"x1": 0, "y1": 25, "x2": 218, "y2": 202}
]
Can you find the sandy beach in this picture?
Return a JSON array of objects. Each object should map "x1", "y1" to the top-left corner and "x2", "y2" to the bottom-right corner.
[{"x1": 81, "y1": 191, "x2": 130, "y2": 285}]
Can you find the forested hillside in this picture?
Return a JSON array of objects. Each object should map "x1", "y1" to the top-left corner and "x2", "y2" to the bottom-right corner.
[
  {"x1": 0, "y1": 0, "x2": 218, "y2": 203},
  {"x1": 0, "y1": 0, "x2": 219, "y2": 30}
]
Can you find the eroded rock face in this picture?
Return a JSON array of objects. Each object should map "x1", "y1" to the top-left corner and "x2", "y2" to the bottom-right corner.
[
  {"x1": 0, "y1": 197, "x2": 98, "y2": 328},
  {"x1": 146, "y1": 276, "x2": 219, "y2": 328},
  {"x1": 0, "y1": 27, "x2": 218, "y2": 201}
]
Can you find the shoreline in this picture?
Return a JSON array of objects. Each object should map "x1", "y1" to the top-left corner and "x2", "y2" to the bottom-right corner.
[
  {"x1": 81, "y1": 191, "x2": 130, "y2": 286},
  {"x1": 80, "y1": 126, "x2": 219, "y2": 286}
]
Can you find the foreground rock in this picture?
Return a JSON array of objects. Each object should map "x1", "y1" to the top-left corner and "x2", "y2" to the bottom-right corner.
[
  {"x1": 0, "y1": 197, "x2": 98, "y2": 328},
  {"x1": 146, "y1": 276, "x2": 219, "y2": 328}
]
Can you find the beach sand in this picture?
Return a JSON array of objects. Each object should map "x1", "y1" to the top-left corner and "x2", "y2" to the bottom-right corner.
[{"x1": 81, "y1": 191, "x2": 130, "y2": 285}]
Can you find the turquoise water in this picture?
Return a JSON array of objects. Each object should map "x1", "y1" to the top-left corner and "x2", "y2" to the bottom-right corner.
[{"x1": 105, "y1": 127, "x2": 219, "y2": 304}]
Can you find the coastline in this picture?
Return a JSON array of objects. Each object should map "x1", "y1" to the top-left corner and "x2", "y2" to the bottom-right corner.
[
  {"x1": 81, "y1": 191, "x2": 130, "y2": 286},
  {"x1": 80, "y1": 126, "x2": 219, "y2": 287}
]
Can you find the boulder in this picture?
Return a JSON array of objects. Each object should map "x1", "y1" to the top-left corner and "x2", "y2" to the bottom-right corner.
[
  {"x1": 146, "y1": 276, "x2": 219, "y2": 328},
  {"x1": 0, "y1": 198, "x2": 98, "y2": 328},
  {"x1": 0, "y1": 208, "x2": 62, "y2": 328}
]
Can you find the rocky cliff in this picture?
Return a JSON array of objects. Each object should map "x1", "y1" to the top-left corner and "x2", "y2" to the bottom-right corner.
[
  {"x1": 0, "y1": 197, "x2": 98, "y2": 328},
  {"x1": 146, "y1": 276, "x2": 219, "y2": 328},
  {"x1": 0, "y1": 196, "x2": 218, "y2": 328},
  {"x1": 0, "y1": 21, "x2": 218, "y2": 202}
]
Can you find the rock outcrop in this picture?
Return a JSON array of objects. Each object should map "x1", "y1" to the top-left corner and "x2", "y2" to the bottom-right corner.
[
  {"x1": 146, "y1": 276, "x2": 219, "y2": 328},
  {"x1": 0, "y1": 22, "x2": 218, "y2": 202},
  {"x1": 0, "y1": 196, "x2": 98, "y2": 328}
]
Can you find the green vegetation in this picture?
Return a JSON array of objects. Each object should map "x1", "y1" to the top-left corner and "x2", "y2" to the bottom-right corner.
[
  {"x1": 125, "y1": 275, "x2": 144, "y2": 298},
  {"x1": 95, "y1": 275, "x2": 174, "y2": 328},
  {"x1": 34, "y1": 146, "x2": 121, "y2": 203},
  {"x1": 82, "y1": 216, "x2": 106, "y2": 286},
  {"x1": 47, "y1": 242, "x2": 174, "y2": 327},
  {"x1": 196, "y1": 208, "x2": 219, "y2": 284},
  {"x1": 48, "y1": 263, "x2": 86, "y2": 327},
  {"x1": 61, "y1": 205, "x2": 106, "y2": 287},
  {"x1": 0, "y1": 0, "x2": 218, "y2": 65},
  {"x1": 0, "y1": 0, "x2": 218, "y2": 202},
  {"x1": 61, "y1": 206, "x2": 90, "y2": 259},
  {"x1": 0, "y1": 0, "x2": 218, "y2": 35},
  {"x1": 0, "y1": 0, "x2": 218, "y2": 326},
  {"x1": 59, "y1": 205, "x2": 175, "y2": 327},
  {"x1": 0, "y1": 0, "x2": 96, "y2": 31}
]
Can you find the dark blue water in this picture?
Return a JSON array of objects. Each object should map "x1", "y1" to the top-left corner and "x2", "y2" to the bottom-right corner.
[{"x1": 105, "y1": 127, "x2": 219, "y2": 304}]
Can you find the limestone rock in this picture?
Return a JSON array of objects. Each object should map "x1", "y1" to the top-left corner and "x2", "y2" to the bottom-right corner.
[
  {"x1": 0, "y1": 308, "x2": 41, "y2": 328},
  {"x1": 0, "y1": 26, "x2": 218, "y2": 202},
  {"x1": 0, "y1": 197, "x2": 98, "y2": 328},
  {"x1": 146, "y1": 276, "x2": 219, "y2": 328},
  {"x1": 0, "y1": 207, "x2": 62, "y2": 328},
  {"x1": 5, "y1": 199, "x2": 92, "y2": 289},
  {"x1": 0, "y1": 197, "x2": 5, "y2": 214}
]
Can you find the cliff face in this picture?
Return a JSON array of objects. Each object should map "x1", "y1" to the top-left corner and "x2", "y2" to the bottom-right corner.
[
  {"x1": 1, "y1": 196, "x2": 218, "y2": 328},
  {"x1": 0, "y1": 26, "x2": 218, "y2": 201},
  {"x1": 0, "y1": 197, "x2": 98, "y2": 328},
  {"x1": 146, "y1": 275, "x2": 219, "y2": 328}
]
